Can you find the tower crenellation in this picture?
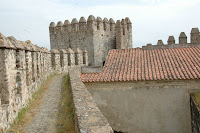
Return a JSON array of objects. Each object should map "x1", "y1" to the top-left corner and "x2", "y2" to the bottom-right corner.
[
  {"x1": 125, "y1": 17, "x2": 132, "y2": 31},
  {"x1": 103, "y1": 18, "x2": 110, "y2": 31},
  {"x1": 121, "y1": 19, "x2": 127, "y2": 35},
  {"x1": 116, "y1": 20, "x2": 123, "y2": 49},
  {"x1": 167, "y1": 36, "x2": 175, "y2": 45},
  {"x1": 157, "y1": 40, "x2": 164, "y2": 45},
  {"x1": 71, "y1": 18, "x2": 79, "y2": 32},
  {"x1": 57, "y1": 21, "x2": 63, "y2": 27},
  {"x1": 191, "y1": 28, "x2": 200, "y2": 44},
  {"x1": 49, "y1": 15, "x2": 132, "y2": 66},
  {"x1": 179, "y1": 32, "x2": 187, "y2": 44},
  {"x1": 56, "y1": 21, "x2": 63, "y2": 33},
  {"x1": 79, "y1": 17, "x2": 87, "y2": 32},
  {"x1": 87, "y1": 15, "x2": 97, "y2": 32},
  {"x1": 49, "y1": 22, "x2": 56, "y2": 49},
  {"x1": 115, "y1": 18, "x2": 132, "y2": 49},
  {"x1": 63, "y1": 20, "x2": 71, "y2": 32},
  {"x1": 142, "y1": 27, "x2": 200, "y2": 50},
  {"x1": 97, "y1": 17, "x2": 103, "y2": 30},
  {"x1": 109, "y1": 18, "x2": 115, "y2": 31}
]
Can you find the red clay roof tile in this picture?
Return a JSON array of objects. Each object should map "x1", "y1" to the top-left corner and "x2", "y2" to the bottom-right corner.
[{"x1": 80, "y1": 47, "x2": 200, "y2": 82}]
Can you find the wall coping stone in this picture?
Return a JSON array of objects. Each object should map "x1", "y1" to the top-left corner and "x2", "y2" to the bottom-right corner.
[
  {"x1": 69, "y1": 68, "x2": 113, "y2": 133},
  {"x1": 142, "y1": 43, "x2": 200, "y2": 50}
]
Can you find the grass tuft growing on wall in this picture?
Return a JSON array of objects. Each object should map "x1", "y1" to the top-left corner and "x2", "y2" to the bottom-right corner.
[{"x1": 55, "y1": 74, "x2": 75, "y2": 133}]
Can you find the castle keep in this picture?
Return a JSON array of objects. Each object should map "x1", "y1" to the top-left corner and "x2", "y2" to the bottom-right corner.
[{"x1": 49, "y1": 15, "x2": 132, "y2": 66}]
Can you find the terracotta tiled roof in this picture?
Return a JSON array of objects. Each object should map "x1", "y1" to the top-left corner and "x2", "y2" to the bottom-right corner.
[{"x1": 80, "y1": 47, "x2": 200, "y2": 82}]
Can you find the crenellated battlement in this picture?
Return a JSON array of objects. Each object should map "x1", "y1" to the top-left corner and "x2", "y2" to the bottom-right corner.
[
  {"x1": 0, "y1": 32, "x2": 89, "y2": 130},
  {"x1": 142, "y1": 27, "x2": 200, "y2": 50},
  {"x1": 50, "y1": 15, "x2": 123, "y2": 33},
  {"x1": 116, "y1": 18, "x2": 132, "y2": 49},
  {"x1": 49, "y1": 15, "x2": 133, "y2": 66}
]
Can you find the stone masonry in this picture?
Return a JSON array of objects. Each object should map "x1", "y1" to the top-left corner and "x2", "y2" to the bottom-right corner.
[
  {"x1": 142, "y1": 28, "x2": 200, "y2": 50},
  {"x1": 0, "y1": 32, "x2": 88, "y2": 131},
  {"x1": 69, "y1": 68, "x2": 113, "y2": 133},
  {"x1": 49, "y1": 15, "x2": 132, "y2": 66}
]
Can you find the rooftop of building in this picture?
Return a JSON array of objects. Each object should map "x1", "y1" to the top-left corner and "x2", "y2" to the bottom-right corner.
[{"x1": 81, "y1": 46, "x2": 200, "y2": 82}]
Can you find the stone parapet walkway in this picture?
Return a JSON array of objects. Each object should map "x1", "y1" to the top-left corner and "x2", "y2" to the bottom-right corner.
[{"x1": 24, "y1": 74, "x2": 65, "y2": 133}]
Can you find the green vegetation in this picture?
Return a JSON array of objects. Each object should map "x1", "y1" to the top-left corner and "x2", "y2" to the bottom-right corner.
[
  {"x1": 14, "y1": 106, "x2": 28, "y2": 125},
  {"x1": 55, "y1": 74, "x2": 75, "y2": 133},
  {"x1": 4, "y1": 74, "x2": 75, "y2": 133},
  {"x1": 6, "y1": 74, "x2": 55, "y2": 133}
]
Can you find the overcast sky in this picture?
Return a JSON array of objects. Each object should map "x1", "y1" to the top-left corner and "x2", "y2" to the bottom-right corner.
[{"x1": 0, "y1": 0, "x2": 200, "y2": 49}]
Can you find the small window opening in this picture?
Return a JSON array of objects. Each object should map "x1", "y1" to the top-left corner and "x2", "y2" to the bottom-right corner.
[{"x1": 103, "y1": 61, "x2": 105, "y2": 66}]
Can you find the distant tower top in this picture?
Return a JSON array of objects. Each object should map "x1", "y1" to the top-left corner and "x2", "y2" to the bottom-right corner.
[
  {"x1": 179, "y1": 32, "x2": 187, "y2": 44},
  {"x1": 157, "y1": 40, "x2": 164, "y2": 45},
  {"x1": 167, "y1": 36, "x2": 175, "y2": 45},
  {"x1": 191, "y1": 28, "x2": 200, "y2": 44}
]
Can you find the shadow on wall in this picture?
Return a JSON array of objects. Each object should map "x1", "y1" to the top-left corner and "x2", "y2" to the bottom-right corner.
[{"x1": 114, "y1": 130, "x2": 126, "y2": 133}]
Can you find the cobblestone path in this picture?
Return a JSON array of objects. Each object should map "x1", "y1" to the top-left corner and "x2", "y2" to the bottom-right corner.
[{"x1": 24, "y1": 74, "x2": 65, "y2": 133}]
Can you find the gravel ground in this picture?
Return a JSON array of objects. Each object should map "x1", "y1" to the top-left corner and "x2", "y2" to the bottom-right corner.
[{"x1": 24, "y1": 74, "x2": 64, "y2": 133}]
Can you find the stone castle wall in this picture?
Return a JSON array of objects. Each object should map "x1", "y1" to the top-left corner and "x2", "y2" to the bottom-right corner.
[
  {"x1": 142, "y1": 28, "x2": 200, "y2": 50},
  {"x1": 0, "y1": 32, "x2": 88, "y2": 130},
  {"x1": 49, "y1": 15, "x2": 132, "y2": 66},
  {"x1": 69, "y1": 68, "x2": 113, "y2": 133}
]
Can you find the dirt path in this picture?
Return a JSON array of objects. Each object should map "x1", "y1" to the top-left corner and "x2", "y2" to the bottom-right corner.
[{"x1": 24, "y1": 74, "x2": 65, "y2": 133}]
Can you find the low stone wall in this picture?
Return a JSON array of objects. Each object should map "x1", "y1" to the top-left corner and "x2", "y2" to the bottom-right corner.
[
  {"x1": 81, "y1": 66, "x2": 102, "y2": 73},
  {"x1": 142, "y1": 43, "x2": 200, "y2": 50},
  {"x1": 191, "y1": 95, "x2": 200, "y2": 133},
  {"x1": 69, "y1": 68, "x2": 113, "y2": 133},
  {"x1": 142, "y1": 28, "x2": 200, "y2": 50},
  {"x1": 0, "y1": 33, "x2": 88, "y2": 131}
]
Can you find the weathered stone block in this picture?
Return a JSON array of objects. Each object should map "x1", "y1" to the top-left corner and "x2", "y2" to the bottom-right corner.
[{"x1": 49, "y1": 15, "x2": 132, "y2": 66}]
